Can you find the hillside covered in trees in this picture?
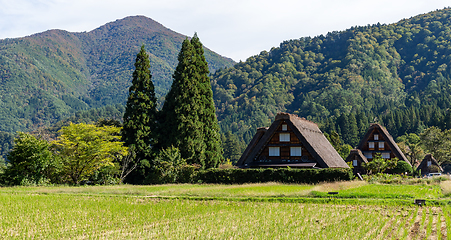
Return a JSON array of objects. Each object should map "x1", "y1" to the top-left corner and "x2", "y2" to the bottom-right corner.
[
  {"x1": 211, "y1": 7, "x2": 451, "y2": 146},
  {"x1": 4, "y1": 8, "x2": 451, "y2": 162},
  {"x1": 0, "y1": 16, "x2": 234, "y2": 133}
]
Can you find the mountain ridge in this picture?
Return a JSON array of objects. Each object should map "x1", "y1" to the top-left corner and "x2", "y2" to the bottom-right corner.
[
  {"x1": 0, "y1": 15, "x2": 235, "y2": 132},
  {"x1": 211, "y1": 7, "x2": 451, "y2": 143}
]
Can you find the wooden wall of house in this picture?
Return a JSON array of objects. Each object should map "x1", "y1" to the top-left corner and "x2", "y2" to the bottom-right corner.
[
  {"x1": 256, "y1": 120, "x2": 315, "y2": 163},
  {"x1": 360, "y1": 128, "x2": 395, "y2": 160}
]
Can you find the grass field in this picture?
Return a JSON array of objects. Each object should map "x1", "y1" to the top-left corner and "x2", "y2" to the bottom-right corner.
[{"x1": 1, "y1": 181, "x2": 451, "y2": 239}]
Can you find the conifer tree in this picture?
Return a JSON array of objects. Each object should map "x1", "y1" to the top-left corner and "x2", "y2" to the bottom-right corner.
[
  {"x1": 160, "y1": 35, "x2": 223, "y2": 168},
  {"x1": 122, "y1": 45, "x2": 157, "y2": 181},
  {"x1": 190, "y1": 34, "x2": 223, "y2": 168},
  {"x1": 160, "y1": 38, "x2": 205, "y2": 166}
]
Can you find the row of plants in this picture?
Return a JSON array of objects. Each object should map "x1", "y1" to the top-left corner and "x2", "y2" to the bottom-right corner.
[{"x1": 2, "y1": 193, "x2": 441, "y2": 239}]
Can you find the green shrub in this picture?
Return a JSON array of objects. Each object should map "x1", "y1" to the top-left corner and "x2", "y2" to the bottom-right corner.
[
  {"x1": 154, "y1": 146, "x2": 199, "y2": 184},
  {"x1": 193, "y1": 168, "x2": 353, "y2": 184},
  {"x1": 391, "y1": 160, "x2": 413, "y2": 175}
]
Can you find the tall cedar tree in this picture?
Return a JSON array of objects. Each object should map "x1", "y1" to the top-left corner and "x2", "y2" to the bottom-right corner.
[
  {"x1": 122, "y1": 45, "x2": 157, "y2": 182},
  {"x1": 160, "y1": 35, "x2": 223, "y2": 168},
  {"x1": 190, "y1": 34, "x2": 223, "y2": 168}
]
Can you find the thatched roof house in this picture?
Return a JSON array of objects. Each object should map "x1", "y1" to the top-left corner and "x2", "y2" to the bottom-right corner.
[
  {"x1": 352, "y1": 123, "x2": 411, "y2": 166},
  {"x1": 236, "y1": 112, "x2": 349, "y2": 168},
  {"x1": 345, "y1": 149, "x2": 368, "y2": 175},
  {"x1": 417, "y1": 154, "x2": 443, "y2": 175}
]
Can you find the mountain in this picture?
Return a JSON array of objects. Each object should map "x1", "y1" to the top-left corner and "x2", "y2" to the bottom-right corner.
[
  {"x1": 211, "y1": 7, "x2": 451, "y2": 143},
  {"x1": 0, "y1": 16, "x2": 235, "y2": 132}
]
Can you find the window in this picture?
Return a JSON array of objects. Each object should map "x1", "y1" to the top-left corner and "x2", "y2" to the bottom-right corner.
[
  {"x1": 368, "y1": 142, "x2": 375, "y2": 149},
  {"x1": 382, "y1": 153, "x2": 390, "y2": 159},
  {"x1": 374, "y1": 134, "x2": 379, "y2": 140},
  {"x1": 364, "y1": 152, "x2": 373, "y2": 159},
  {"x1": 290, "y1": 147, "x2": 302, "y2": 156},
  {"x1": 269, "y1": 147, "x2": 280, "y2": 156},
  {"x1": 282, "y1": 124, "x2": 287, "y2": 131},
  {"x1": 353, "y1": 160, "x2": 358, "y2": 167},
  {"x1": 378, "y1": 142, "x2": 384, "y2": 149},
  {"x1": 427, "y1": 161, "x2": 432, "y2": 167},
  {"x1": 279, "y1": 133, "x2": 290, "y2": 142}
]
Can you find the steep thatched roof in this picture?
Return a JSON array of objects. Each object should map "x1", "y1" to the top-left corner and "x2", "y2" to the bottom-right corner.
[
  {"x1": 417, "y1": 154, "x2": 443, "y2": 172},
  {"x1": 236, "y1": 112, "x2": 349, "y2": 168},
  {"x1": 345, "y1": 149, "x2": 368, "y2": 164},
  {"x1": 356, "y1": 123, "x2": 411, "y2": 166}
]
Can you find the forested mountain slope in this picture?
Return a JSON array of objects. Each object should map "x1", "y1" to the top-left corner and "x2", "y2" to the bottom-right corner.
[
  {"x1": 0, "y1": 16, "x2": 234, "y2": 133},
  {"x1": 212, "y1": 8, "x2": 451, "y2": 144}
]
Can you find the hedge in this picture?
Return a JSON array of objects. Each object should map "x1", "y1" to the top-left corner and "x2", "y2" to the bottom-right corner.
[{"x1": 192, "y1": 168, "x2": 353, "y2": 184}]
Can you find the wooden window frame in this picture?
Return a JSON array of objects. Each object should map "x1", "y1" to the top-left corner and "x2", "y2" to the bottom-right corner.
[
  {"x1": 279, "y1": 133, "x2": 290, "y2": 142},
  {"x1": 282, "y1": 124, "x2": 287, "y2": 131},
  {"x1": 269, "y1": 147, "x2": 280, "y2": 156},
  {"x1": 290, "y1": 147, "x2": 302, "y2": 156}
]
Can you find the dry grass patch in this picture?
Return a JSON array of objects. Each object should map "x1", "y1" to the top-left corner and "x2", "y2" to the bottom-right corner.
[
  {"x1": 312, "y1": 180, "x2": 368, "y2": 192},
  {"x1": 440, "y1": 180, "x2": 451, "y2": 196}
]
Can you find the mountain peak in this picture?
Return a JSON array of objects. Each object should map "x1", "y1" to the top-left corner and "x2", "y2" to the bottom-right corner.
[{"x1": 88, "y1": 15, "x2": 173, "y2": 36}]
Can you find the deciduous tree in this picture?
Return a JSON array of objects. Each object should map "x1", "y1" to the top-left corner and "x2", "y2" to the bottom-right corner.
[
  {"x1": 52, "y1": 123, "x2": 127, "y2": 184},
  {"x1": 3, "y1": 132, "x2": 56, "y2": 185}
]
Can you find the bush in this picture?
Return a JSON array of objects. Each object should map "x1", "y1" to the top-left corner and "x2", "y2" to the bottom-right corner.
[
  {"x1": 153, "y1": 146, "x2": 199, "y2": 184},
  {"x1": 391, "y1": 160, "x2": 413, "y2": 175},
  {"x1": 193, "y1": 168, "x2": 353, "y2": 184}
]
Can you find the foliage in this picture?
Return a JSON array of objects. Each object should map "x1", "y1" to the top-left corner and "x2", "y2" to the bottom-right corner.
[
  {"x1": 391, "y1": 160, "x2": 414, "y2": 175},
  {"x1": 427, "y1": 165, "x2": 442, "y2": 173},
  {"x1": 87, "y1": 164, "x2": 121, "y2": 185},
  {"x1": 208, "y1": 8, "x2": 451, "y2": 147},
  {"x1": 190, "y1": 34, "x2": 224, "y2": 167},
  {"x1": 153, "y1": 146, "x2": 197, "y2": 183},
  {"x1": 363, "y1": 153, "x2": 398, "y2": 175},
  {"x1": 420, "y1": 126, "x2": 451, "y2": 164},
  {"x1": 218, "y1": 159, "x2": 237, "y2": 169},
  {"x1": 193, "y1": 168, "x2": 353, "y2": 184},
  {"x1": 324, "y1": 131, "x2": 352, "y2": 159},
  {"x1": 160, "y1": 35, "x2": 223, "y2": 168},
  {"x1": 2, "y1": 132, "x2": 57, "y2": 185},
  {"x1": 221, "y1": 131, "x2": 243, "y2": 164},
  {"x1": 52, "y1": 123, "x2": 128, "y2": 184},
  {"x1": 396, "y1": 133, "x2": 424, "y2": 166},
  {"x1": 0, "y1": 131, "x2": 14, "y2": 164},
  {"x1": 122, "y1": 45, "x2": 158, "y2": 183}
]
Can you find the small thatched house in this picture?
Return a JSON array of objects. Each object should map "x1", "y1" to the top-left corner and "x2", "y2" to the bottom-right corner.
[
  {"x1": 236, "y1": 112, "x2": 349, "y2": 168},
  {"x1": 345, "y1": 149, "x2": 368, "y2": 175},
  {"x1": 417, "y1": 154, "x2": 443, "y2": 175},
  {"x1": 347, "y1": 123, "x2": 411, "y2": 170}
]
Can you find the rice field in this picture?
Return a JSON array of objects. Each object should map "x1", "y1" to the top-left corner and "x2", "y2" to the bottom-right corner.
[{"x1": 1, "y1": 182, "x2": 451, "y2": 239}]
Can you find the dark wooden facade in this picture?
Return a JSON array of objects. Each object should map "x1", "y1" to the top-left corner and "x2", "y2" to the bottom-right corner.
[
  {"x1": 345, "y1": 149, "x2": 368, "y2": 175},
  {"x1": 416, "y1": 154, "x2": 443, "y2": 176},
  {"x1": 237, "y1": 112, "x2": 349, "y2": 168},
  {"x1": 347, "y1": 123, "x2": 411, "y2": 171},
  {"x1": 257, "y1": 120, "x2": 315, "y2": 164}
]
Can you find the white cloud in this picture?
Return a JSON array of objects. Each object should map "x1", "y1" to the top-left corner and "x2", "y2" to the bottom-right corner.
[{"x1": 0, "y1": 0, "x2": 449, "y2": 61}]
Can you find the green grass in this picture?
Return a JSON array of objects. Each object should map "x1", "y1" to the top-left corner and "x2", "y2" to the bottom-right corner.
[
  {"x1": 312, "y1": 183, "x2": 443, "y2": 199},
  {"x1": 0, "y1": 182, "x2": 317, "y2": 198},
  {"x1": 0, "y1": 194, "x2": 433, "y2": 239},
  {"x1": 1, "y1": 181, "x2": 451, "y2": 239}
]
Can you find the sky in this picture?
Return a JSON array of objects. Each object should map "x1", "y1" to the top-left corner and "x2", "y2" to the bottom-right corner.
[{"x1": 0, "y1": 0, "x2": 450, "y2": 62}]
